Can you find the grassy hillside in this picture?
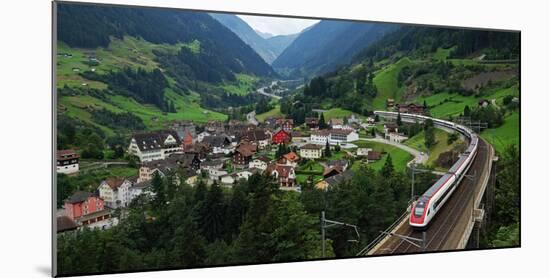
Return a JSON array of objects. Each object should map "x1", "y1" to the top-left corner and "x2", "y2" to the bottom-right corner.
[
  {"x1": 323, "y1": 108, "x2": 362, "y2": 120},
  {"x1": 59, "y1": 88, "x2": 226, "y2": 136},
  {"x1": 56, "y1": 35, "x2": 266, "y2": 135},
  {"x1": 221, "y1": 74, "x2": 259, "y2": 96},
  {"x1": 256, "y1": 105, "x2": 283, "y2": 122},
  {"x1": 404, "y1": 128, "x2": 465, "y2": 170},
  {"x1": 481, "y1": 112, "x2": 519, "y2": 154},
  {"x1": 56, "y1": 36, "x2": 194, "y2": 89},
  {"x1": 372, "y1": 57, "x2": 412, "y2": 109}
]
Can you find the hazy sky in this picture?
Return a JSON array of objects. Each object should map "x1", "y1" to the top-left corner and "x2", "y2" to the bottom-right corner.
[{"x1": 238, "y1": 14, "x2": 319, "y2": 36}]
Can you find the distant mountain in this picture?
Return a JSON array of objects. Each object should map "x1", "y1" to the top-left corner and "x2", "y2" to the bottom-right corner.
[
  {"x1": 266, "y1": 34, "x2": 299, "y2": 57},
  {"x1": 255, "y1": 29, "x2": 274, "y2": 39},
  {"x1": 272, "y1": 20, "x2": 397, "y2": 78},
  {"x1": 58, "y1": 4, "x2": 275, "y2": 78},
  {"x1": 210, "y1": 13, "x2": 279, "y2": 64}
]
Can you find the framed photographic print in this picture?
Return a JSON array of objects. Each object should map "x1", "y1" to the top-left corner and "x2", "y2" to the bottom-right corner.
[{"x1": 53, "y1": 1, "x2": 520, "y2": 276}]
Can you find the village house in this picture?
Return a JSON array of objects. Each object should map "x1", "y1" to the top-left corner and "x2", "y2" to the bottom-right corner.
[
  {"x1": 249, "y1": 156, "x2": 271, "y2": 171},
  {"x1": 329, "y1": 118, "x2": 345, "y2": 129},
  {"x1": 240, "y1": 129, "x2": 270, "y2": 149},
  {"x1": 386, "y1": 132, "x2": 409, "y2": 143},
  {"x1": 397, "y1": 103, "x2": 425, "y2": 114},
  {"x1": 200, "y1": 159, "x2": 225, "y2": 172},
  {"x1": 357, "y1": 148, "x2": 372, "y2": 157},
  {"x1": 98, "y1": 178, "x2": 133, "y2": 208},
  {"x1": 310, "y1": 129, "x2": 330, "y2": 144},
  {"x1": 267, "y1": 164, "x2": 296, "y2": 187},
  {"x1": 386, "y1": 98, "x2": 395, "y2": 108},
  {"x1": 183, "y1": 143, "x2": 211, "y2": 160},
  {"x1": 232, "y1": 143, "x2": 257, "y2": 167},
  {"x1": 323, "y1": 166, "x2": 343, "y2": 179},
  {"x1": 201, "y1": 135, "x2": 232, "y2": 154},
  {"x1": 205, "y1": 121, "x2": 225, "y2": 134},
  {"x1": 367, "y1": 151, "x2": 382, "y2": 162},
  {"x1": 197, "y1": 131, "x2": 211, "y2": 142},
  {"x1": 57, "y1": 216, "x2": 79, "y2": 234},
  {"x1": 78, "y1": 209, "x2": 117, "y2": 230},
  {"x1": 235, "y1": 169, "x2": 256, "y2": 181},
  {"x1": 263, "y1": 117, "x2": 279, "y2": 130},
  {"x1": 310, "y1": 129, "x2": 358, "y2": 145},
  {"x1": 272, "y1": 128, "x2": 292, "y2": 145},
  {"x1": 128, "y1": 130, "x2": 182, "y2": 162},
  {"x1": 299, "y1": 144, "x2": 324, "y2": 159},
  {"x1": 326, "y1": 159, "x2": 349, "y2": 172},
  {"x1": 130, "y1": 180, "x2": 153, "y2": 200},
  {"x1": 137, "y1": 153, "x2": 200, "y2": 183},
  {"x1": 305, "y1": 117, "x2": 319, "y2": 129},
  {"x1": 57, "y1": 149, "x2": 80, "y2": 174},
  {"x1": 226, "y1": 121, "x2": 255, "y2": 138},
  {"x1": 278, "y1": 151, "x2": 300, "y2": 167},
  {"x1": 207, "y1": 168, "x2": 229, "y2": 182},
  {"x1": 169, "y1": 121, "x2": 196, "y2": 143},
  {"x1": 64, "y1": 191, "x2": 104, "y2": 220},
  {"x1": 328, "y1": 129, "x2": 359, "y2": 144},
  {"x1": 384, "y1": 122, "x2": 399, "y2": 134},
  {"x1": 276, "y1": 118, "x2": 294, "y2": 132},
  {"x1": 315, "y1": 170, "x2": 354, "y2": 190}
]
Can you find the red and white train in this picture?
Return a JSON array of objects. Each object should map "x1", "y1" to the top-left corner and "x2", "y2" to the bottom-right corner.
[{"x1": 374, "y1": 111, "x2": 479, "y2": 229}]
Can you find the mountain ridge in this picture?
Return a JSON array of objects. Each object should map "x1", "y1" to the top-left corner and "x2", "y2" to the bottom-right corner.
[{"x1": 272, "y1": 20, "x2": 397, "y2": 78}]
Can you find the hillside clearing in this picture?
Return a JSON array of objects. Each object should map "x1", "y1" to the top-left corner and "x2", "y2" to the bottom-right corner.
[{"x1": 481, "y1": 112, "x2": 519, "y2": 154}]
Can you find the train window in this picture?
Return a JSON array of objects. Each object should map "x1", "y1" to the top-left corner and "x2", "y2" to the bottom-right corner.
[{"x1": 414, "y1": 199, "x2": 427, "y2": 217}]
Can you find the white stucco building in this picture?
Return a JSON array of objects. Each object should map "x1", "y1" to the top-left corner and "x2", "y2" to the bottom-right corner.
[
  {"x1": 299, "y1": 144, "x2": 324, "y2": 159},
  {"x1": 98, "y1": 178, "x2": 133, "y2": 208},
  {"x1": 128, "y1": 130, "x2": 182, "y2": 162}
]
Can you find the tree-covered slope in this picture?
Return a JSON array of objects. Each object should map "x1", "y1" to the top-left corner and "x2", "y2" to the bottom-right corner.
[
  {"x1": 58, "y1": 3, "x2": 276, "y2": 77},
  {"x1": 272, "y1": 20, "x2": 396, "y2": 78}
]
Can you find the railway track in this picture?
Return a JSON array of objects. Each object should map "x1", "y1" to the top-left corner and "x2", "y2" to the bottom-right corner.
[{"x1": 372, "y1": 139, "x2": 489, "y2": 255}]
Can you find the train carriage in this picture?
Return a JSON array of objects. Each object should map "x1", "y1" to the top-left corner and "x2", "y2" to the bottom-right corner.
[{"x1": 374, "y1": 111, "x2": 479, "y2": 228}]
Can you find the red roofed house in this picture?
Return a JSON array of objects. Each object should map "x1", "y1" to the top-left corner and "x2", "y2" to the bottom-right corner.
[
  {"x1": 272, "y1": 129, "x2": 292, "y2": 145},
  {"x1": 64, "y1": 191, "x2": 105, "y2": 221},
  {"x1": 278, "y1": 151, "x2": 300, "y2": 167},
  {"x1": 267, "y1": 164, "x2": 296, "y2": 187}
]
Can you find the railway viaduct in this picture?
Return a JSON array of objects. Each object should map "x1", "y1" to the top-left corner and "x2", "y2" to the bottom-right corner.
[{"x1": 357, "y1": 112, "x2": 496, "y2": 256}]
